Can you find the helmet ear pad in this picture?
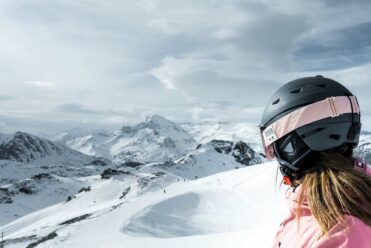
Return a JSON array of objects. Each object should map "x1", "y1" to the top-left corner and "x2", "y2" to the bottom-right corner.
[
  {"x1": 273, "y1": 132, "x2": 313, "y2": 179},
  {"x1": 295, "y1": 113, "x2": 360, "y2": 152}
]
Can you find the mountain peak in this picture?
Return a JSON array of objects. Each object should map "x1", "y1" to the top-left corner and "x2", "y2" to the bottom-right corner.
[
  {"x1": 112, "y1": 115, "x2": 196, "y2": 163},
  {"x1": 130, "y1": 115, "x2": 180, "y2": 133},
  {"x1": 0, "y1": 131, "x2": 60, "y2": 162},
  {"x1": 121, "y1": 115, "x2": 176, "y2": 133},
  {"x1": 146, "y1": 115, "x2": 174, "y2": 125}
]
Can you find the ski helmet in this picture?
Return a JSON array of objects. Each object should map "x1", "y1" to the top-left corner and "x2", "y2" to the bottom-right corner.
[{"x1": 259, "y1": 75, "x2": 361, "y2": 183}]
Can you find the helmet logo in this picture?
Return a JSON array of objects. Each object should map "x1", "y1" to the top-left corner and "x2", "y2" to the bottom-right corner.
[{"x1": 264, "y1": 126, "x2": 278, "y2": 143}]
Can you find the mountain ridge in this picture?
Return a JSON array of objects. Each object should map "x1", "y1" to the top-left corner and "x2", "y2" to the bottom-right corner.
[
  {"x1": 51, "y1": 115, "x2": 197, "y2": 164},
  {"x1": 0, "y1": 131, "x2": 94, "y2": 164}
]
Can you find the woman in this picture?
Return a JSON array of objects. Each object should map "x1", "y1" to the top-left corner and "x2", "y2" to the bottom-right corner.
[{"x1": 259, "y1": 76, "x2": 371, "y2": 248}]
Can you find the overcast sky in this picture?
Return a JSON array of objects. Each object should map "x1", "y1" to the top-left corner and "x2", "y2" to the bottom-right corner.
[{"x1": 0, "y1": 0, "x2": 371, "y2": 134}]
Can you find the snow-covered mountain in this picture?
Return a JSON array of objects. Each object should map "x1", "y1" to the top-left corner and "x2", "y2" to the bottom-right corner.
[
  {"x1": 111, "y1": 115, "x2": 196, "y2": 164},
  {"x1": 54, "y1": 115, "x2": 197, "y2": 164},
  {"x1": 0, "y1": 132, "x2": 107, "y2": 225},
  {"x1": 54, "y1": 128, "x2": 112, "y2": 159},
  {"x1": 0, "y1": 162, "x2": 287, "y2": 248},
  {"x1": 154, "y1": 139, "x2": 264, "y2": 179},
  {"x1": 0, "y1": 131, "x2": 93, "y2": 164},
  {"x1": 0, "y1": 126, "x2": 264, "y2": 227}
]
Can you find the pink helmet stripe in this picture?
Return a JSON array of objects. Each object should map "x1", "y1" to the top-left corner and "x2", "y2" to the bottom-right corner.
[{"x1": 262, "y1": 96, "x2": 360, "y2": 149}]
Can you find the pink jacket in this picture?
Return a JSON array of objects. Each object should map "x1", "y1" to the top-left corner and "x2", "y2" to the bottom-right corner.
[{"x1": 272, "y1": 162, "x2": 371, "y2": 248}]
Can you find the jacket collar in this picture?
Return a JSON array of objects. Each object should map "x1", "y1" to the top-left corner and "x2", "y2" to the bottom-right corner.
[{"x1": 286, "y1": 186, "x2": 312, "y2": 216}]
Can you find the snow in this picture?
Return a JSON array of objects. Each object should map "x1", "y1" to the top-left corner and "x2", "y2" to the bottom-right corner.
[
  {"x1": 0, "y1": 120, "x2": 264, "y2": 229},
  {"x1": 0, "y1": 133, "x2": 11, "y2": 143},
  {"x1": 0, "y1": 160, "x2": 101, "y2": 225},
  {"x1": 123, "y1": 190, "x2": 260, "y2": 237},
  {"x1": 166, "y1": 144, "x2": 252, "y2": 179},
  {"x1": 353, "y1": 132, "x2": 371, "y2": 163},
  {"x1": 0, "y1": 132, "x2": 100, "y2": 225},
  {"x1": 0, "y1": 162, "x2": 289, "y2": 248},
  {"x1": 2, "y1": 117, "x2": 368, "y2": 247}
]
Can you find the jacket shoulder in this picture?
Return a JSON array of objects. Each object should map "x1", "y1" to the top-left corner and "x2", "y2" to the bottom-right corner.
[{"x1": 314, "y1": 216, "x2": 371, "y2": 248}]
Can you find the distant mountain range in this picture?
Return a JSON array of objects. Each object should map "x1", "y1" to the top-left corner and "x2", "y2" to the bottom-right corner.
[
  {"x1": 0, "y1": 115, "x2": 265, "y2": 226},
  {"x1": 52, "y1": 115, "x2": 196, "y2": 164}
]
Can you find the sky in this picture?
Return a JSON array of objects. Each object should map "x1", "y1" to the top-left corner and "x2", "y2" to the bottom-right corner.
[{"x1": 0, "y1": 0, "x2": 371, "y2": 134}]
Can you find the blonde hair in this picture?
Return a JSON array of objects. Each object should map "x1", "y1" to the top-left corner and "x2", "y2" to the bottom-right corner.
[{"x1": 295, "y1": 151, "x2": 371, "y2": 234}]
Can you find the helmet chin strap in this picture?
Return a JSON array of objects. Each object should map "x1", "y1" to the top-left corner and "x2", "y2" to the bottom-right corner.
[
  {"x1": 283, "y1": 175, "x2": 293, "y2": 186},
  {"x1": 279, "y1": 164, "x2": 298, "y2": 186}
]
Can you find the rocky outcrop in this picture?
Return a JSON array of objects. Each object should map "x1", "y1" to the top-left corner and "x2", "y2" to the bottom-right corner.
[{"x1": 207, "y1": 139, "x2": 263, "y2": 166}]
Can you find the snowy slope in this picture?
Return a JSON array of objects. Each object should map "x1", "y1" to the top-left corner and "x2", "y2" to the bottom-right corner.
[
  {"x1": 0, "y1": 162, "x2": 288, "y2": 248},
  {"x1": 0, "y1": 132, "x2": 105, "y2": 225},
  {"x1": 0, "y1": 159, "x2": 106, "y2": 226}
]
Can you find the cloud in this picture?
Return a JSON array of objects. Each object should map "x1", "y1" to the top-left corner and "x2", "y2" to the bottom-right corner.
[
  {"x1": 146, "y1": 19, "x2": 182, "y2": 36},
  {"x1": 24, "y1": 81, "x2": 56, "y2": 88},
  {"x1": 0, "y1": 95, "x2": 16, "y2": 101},
  {"x1": 0, "y1": 0, "x2": 371, "y2": 133},
  {"x1": 151, "y1": 55, "x2": 280, "y2": 105},
  {"x1": 0, "y1": 113, "x2": 121, "y2": 134},
  {"x1": 56, "y1": 103, "x2": 100, "y2": 114},
  {"x1": 213, "y1": 29, "x2": 237, "y2": 40},
  {"x1": 55, "y1": 103, "x2": 131, "y2": 116},
  {"x1": 293, "y1": 21, "x2": 371, "y2": 70},
  {"x1": 187, "y1": 102, "x2": 263, "y2": 123},
  {"x1": 152, "y1": 56, "x2": 222, "y2": 90},
  {"x1": 136, "y1": 0, "x2": 159, "y2": 11}
]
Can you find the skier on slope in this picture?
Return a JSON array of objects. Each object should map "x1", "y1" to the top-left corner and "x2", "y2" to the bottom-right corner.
[{"x1": 259, "y1": 76, "x2": 371, "y2": 248}]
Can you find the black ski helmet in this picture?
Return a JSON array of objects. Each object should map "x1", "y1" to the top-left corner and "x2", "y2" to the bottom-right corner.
[{"x1": 259, "y1": 75, "x2": 361, "y2": 179}]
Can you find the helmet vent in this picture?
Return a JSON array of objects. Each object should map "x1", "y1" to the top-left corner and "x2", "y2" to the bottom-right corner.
[
  {"x1": 272, "y1": 98, "x2": 280, "y2": 105},
  {"x1": 329, "y1": 134, "x2": 340, "y2": 140},
  {"x1": 290, "y1": 88, "x2": 302, "y2": 94},
  {"x1": 316, "y1": 84, "x2": 328, "y2": 88}
]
